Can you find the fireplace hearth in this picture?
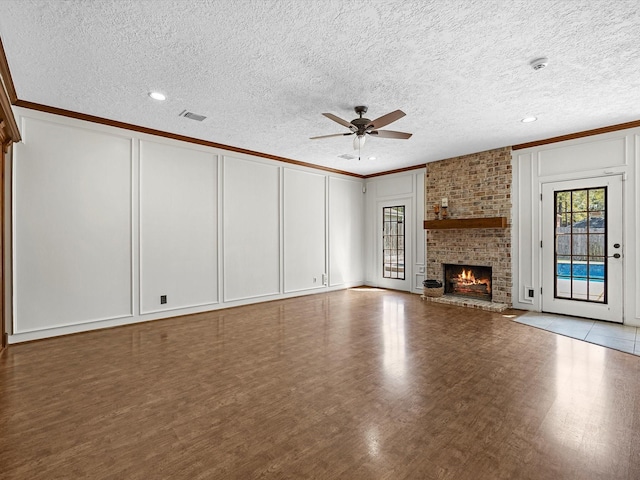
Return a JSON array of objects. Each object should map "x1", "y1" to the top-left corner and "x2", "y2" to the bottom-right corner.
[{"x1": 443, "y1": 264, "x2": 492, "y2": 301}]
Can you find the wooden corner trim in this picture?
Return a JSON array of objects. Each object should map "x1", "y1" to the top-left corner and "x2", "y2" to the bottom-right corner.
[
  {"x1": 0, "y1": 36, "x2": 20, "y2": 145},
  {"x1": 0, "y1": 36, "x2": 18, "y2": 104},
  {"x1": 0, "y1": 86, "x2": 20, "y2": 146},
  {"x1": 512, "y1": 120, "x2": 640, "y2": 150},
  {"x1": 13, "y1": 100, "x2": 364, "y2": 178}
]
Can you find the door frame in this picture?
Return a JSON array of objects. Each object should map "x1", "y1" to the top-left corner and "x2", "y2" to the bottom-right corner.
[
  {"x1": 0, "y1": 145, "x2": 5, "y2": 351},
  {"x1": 541, "y1": 175, "x2": 624, "y2": 323},
  {"x1": 0, "y1": 37, "x2": 22, "y2": 353}
]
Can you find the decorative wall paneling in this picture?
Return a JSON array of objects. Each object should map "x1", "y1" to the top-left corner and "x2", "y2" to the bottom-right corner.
[
  {"x1": 222, "y1": 156, "x2": 281, "y2": 302},
  {"x1": 139, "y1": 140, "x2": 218, "y2": 313},
  {"x1": 13, "y1": 117, "x2": 134, "y2": 333},
  {"x1": 10, "y1": 108, "x2": 366, "y2": 343},
  {"x1": 328, "y1": 177, "x2": 365, "y2": 287},
  {"x1": 283, "y1": 169, "x2": 326, "y2": 293}
]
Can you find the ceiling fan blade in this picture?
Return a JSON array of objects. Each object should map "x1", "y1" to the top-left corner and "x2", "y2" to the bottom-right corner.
[
  {"x1": 368, "y1": 130, "x2": 412, "y2": 139},
  {"x1": 310, "y1": 132, "x2": 354, "y2": 140},
  {"x1": 322, "y1": 113, "x2": 356, "y2": 130},
  {"x1": 366, "y1": 110, "x2": 406, "y2": 130}
]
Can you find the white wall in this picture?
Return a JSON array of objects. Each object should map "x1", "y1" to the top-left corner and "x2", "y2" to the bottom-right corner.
[
  {"x1": 512, "y1": 128, "x2": 639, "y2": 326},
  {"x1": 10, "y1": 107, "x2": 366, "y2": 342},
  {"x1": 364, "y1": 169, "x2": 426, "y2": 293}
]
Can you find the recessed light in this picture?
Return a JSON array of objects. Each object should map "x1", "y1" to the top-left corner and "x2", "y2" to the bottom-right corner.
[
  {"x1": 521, "y1": 116, "x2": 537, "y2": 123},
  {"x1": 368, "y1": 156, "x2": 376, "y2": 160},
  {"x1": 149, "y1": 91, "x2": 166, "y2": 101}
]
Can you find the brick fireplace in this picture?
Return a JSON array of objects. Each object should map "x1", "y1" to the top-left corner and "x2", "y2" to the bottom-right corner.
[{"x1": 424, "y1": 147, "x2": 512, "y2": 309}]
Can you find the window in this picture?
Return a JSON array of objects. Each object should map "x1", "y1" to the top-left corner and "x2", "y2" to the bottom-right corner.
[
  {"x1": 382, "y1": 206, "x2": 405, "y2": 279},
  {"x1": 554, "y1": 187, "x2": 606, "y2": 303}
]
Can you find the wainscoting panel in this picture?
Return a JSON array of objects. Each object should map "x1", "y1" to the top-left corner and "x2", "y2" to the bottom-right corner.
[
  {"x1": 537, "y1": 137, "x2": 626, "y2": 177},
  {"x1": 139, "y1": 140, "x2": 218, "y2": 314},
  {"x1": 284, "y1": 168, "x2": 326, "y2": 293},
  {"x1": 329, "y1": 177, "x2": 364, "y2": 287},
  {"x1": 9, "y1": 107, "x2": 368, "y2": 342},
  {"x1": 13, "y1": 116, "x2": 133, "y2": 332},
  {"x1": 222, "y1": 156, "x2": 281, "y2": 302}
]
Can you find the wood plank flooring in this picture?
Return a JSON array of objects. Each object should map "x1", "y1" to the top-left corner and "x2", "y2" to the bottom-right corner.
[{"x1": 1, "y1": 288, "x2": 640, "y2": 479}]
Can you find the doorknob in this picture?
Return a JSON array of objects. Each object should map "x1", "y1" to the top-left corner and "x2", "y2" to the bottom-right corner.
[
  {"x1": 608, "y1": 253, "x2": 621, "y2": 259},
  {"x1": 613, "y1": 243, "x2": 620, "y2": 248}
]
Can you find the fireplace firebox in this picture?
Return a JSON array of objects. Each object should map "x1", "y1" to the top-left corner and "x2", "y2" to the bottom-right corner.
[{"x1": 443, "y1": 264, "x2": 492, "y2": 301}]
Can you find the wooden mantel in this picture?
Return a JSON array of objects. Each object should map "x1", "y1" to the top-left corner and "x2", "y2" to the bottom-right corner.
[{"x1": 423, "y1": 217, "x2": 507, "y2": 230}]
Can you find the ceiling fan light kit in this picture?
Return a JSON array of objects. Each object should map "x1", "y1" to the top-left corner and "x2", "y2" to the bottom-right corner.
[
  {"x1": 311, "y1": 106, "x2": 412, "y2": 159},
  {"x1": 353, "y1": 134, "x2": 366, "y2": 150}
]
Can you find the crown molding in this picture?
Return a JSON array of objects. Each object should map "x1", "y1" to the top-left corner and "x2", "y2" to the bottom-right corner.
[
  {"x1": 363, "y1": 163, "x2": 426, "y2": 179},
  {"x1": 14, "y1": 100, "x2": 364, "y2": 178},
  {"x1": 512, "y1": 119, "x2": 640, "y2": 150}
]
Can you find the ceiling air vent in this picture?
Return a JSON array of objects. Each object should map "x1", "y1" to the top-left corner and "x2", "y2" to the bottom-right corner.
[
  {"x1": 338, "y1": 153, "x2": 356, "y2": 160},
  {"x1": 179, "y1": 110, "x2": 207, "y2": 122}
]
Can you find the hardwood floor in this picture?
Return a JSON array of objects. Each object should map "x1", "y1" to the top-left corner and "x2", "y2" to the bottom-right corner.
[{"x1": 1, "y1": 288, "x2": 640, "y2": 479}]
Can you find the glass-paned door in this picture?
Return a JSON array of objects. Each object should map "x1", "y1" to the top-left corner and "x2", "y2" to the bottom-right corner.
[
  {"x1": 382, "y1": 205, "x2": 405, "y2": 280},
  {"x1": 542, "y1": 176, "x2": 623, "y2": 323}
]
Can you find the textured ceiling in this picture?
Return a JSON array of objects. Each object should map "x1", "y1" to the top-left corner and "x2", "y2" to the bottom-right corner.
[{"x1": 1, "y1": 0, "x2": 639, "y2": 175}]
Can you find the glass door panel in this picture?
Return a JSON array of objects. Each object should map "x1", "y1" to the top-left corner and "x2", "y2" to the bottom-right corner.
[
  {"x1": 382, "y1": 205, "x2": 405, "y2": 280},
  {"x1": 554, "y1": 187, "x2": 606, "y2": 303}
]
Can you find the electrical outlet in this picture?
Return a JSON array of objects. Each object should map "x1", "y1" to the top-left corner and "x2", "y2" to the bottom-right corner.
[
  {"x1": 441, "y1": 197, "x2": 448, "y2": 207},
  {"x1": 160, "y1": 295, "x2": 167, "y2": 304}
]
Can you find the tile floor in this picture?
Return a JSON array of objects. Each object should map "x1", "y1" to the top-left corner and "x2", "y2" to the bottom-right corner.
[{"x1": 515, "y1": 311, "x2": 640, "y2": 356}]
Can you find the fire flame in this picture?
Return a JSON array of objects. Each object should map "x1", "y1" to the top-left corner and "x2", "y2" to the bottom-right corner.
[
  {"x1": 456, "y1": 269, "x2": 491, "y2": 293},
  {"x1": 459, "y1": 269, "x2": 475, "y2": 283}
]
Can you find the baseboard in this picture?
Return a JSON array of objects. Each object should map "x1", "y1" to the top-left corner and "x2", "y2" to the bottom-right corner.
[{"x1": 8, "y1": 282, "x2": 367, "y2": 344}]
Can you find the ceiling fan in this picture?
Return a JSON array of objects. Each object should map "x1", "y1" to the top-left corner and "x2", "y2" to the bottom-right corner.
[{"x1": 310, "y1": 106, "x2": 412, "y2": 157}]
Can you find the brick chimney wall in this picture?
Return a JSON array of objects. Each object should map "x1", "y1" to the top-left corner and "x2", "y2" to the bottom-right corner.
[{"x1": 425, "y1": 147, "x2": 512, "y2": 305}]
